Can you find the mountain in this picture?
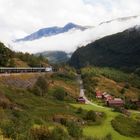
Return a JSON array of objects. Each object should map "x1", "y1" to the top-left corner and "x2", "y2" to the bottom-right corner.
[
  {"x1": 15, "y1": 23, "x2": 88, "y2": 42},
  {"x1": 0, "y1": 42, "x2": 49, "y2": 67},
  {"x1": 36, "y1": 51, "x2": 72, "y2": 63},
  {"x1": 69, "y1": 26, "x2": 140, "y2": 72},
  {"x1": 12, "y1": 15, "x2": 140, "y2": 54}
]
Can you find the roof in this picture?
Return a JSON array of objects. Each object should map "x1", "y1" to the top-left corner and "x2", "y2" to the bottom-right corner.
[
  {"x1": 114, "y1": 98, "x2": 122, "y2": 101},
  {"x1": 108, "y1": 99, "x2": 124, "y2": 104},
  {"x1": 78, "y1": 97, "x2": 85, "y2": 101},
  {"x1": 96, "y1": 92, "x2": 102, "y2": 96},
  {"x1": 104, "y1": 94, "x2": 111, "y2": 97}
]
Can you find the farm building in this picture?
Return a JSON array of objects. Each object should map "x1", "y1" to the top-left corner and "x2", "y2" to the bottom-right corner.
[
  {"x1": 104, "y1": 94, "x2": 113, "y2": 101},
  {"x1": 102, "y1": 92, "x2": 113, "y2": 101},
  {"x1": 107, "y1": 98, "x2": 124, "y2": 107},
  {"x1": 77, "y1": 97, "x2": 86, "y2": 104},
  {"x1": 96, "y1": 91, "x2": 102, "y2": 99},
  {"x1": 102, "y1": 92, "x2": 107, "y2": 98}
]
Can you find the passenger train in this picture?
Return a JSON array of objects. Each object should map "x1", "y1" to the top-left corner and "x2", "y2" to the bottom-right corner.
[{"x1": 0, "y1": 66, "x2": 53, "y2": 73}]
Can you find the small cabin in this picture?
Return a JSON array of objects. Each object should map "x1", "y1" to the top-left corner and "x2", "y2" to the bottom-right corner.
[
  {"x1": 77, "y1": 97, "x2": 86, "y2": 104},
  {"x1": 102, "y1": 92, "x2": 107, "y2": 98},
  {"x1": 96, "y1": 91, "x2": 102, "y2": 99},
  {"x1": 107, "y1": 98, "x2": 124, "y2": 107},
  {"x1": 104, "y1": 94, "x2": 113, "y2": 101}
]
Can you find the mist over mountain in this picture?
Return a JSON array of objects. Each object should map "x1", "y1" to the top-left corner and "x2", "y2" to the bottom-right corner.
[
  {"x1": 35, "y1": 51, "x2": 72, "y2": 63},
  {"x1": 12, "y1": 15, "x2": 140, "y2": 54},
  {"x1": 15, "y1": 23, "x2": 88, "y2": 42},
  {"x1": 69, "y1": 25, "x2": 140, "y2": 72}
]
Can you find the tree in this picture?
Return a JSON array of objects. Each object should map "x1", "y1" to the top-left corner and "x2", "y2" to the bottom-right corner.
[
  {"x1": 53, "y1": 87, "x2": 66, "y2": 101},
  {"x1": 33, "y1": 76, "x2": 48, "y2": 96},
  {"x1": 120, "y1": 88, "x2": 126, "y2": 95},
  {"x1": 0, "y1": 42, "x2": 12, "y2": 66},
  {"x1": 33, "y1": 85, "x2": 42, "y2": 96}
]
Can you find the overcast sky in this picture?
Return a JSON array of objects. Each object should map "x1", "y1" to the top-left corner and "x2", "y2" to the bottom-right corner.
[{"x1": 0, "y1": 0, "x2": 140, "y2": 52}]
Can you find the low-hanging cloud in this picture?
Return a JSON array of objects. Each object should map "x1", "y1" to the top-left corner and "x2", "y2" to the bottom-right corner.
[
  {"x1": 11, "y1": 16, "x2": 140, "y2": 53},
  {"x1": 0, "y1": 0, "x2": 140, "y2": 53}
]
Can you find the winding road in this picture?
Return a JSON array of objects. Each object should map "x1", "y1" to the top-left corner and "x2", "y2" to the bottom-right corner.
[
  {"x1": 77, "y1": 74, "x2": 104, "y2": 108},
  {"x1": 77, "y1": 74, "x2": 140, "y2": 113}
]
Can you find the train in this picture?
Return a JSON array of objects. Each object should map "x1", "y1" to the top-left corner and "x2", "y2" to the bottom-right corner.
[{"x1": 0, "y1": 66, "x2": 53, "y2": 73}]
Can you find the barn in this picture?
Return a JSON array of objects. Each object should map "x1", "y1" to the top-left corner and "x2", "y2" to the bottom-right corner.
[{"x1": 107, "y1": 98, "x2": 124, "y2": 107}]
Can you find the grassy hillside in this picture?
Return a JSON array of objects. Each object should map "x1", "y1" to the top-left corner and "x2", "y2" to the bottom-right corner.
[
  {"x1": 0, "y1": 66, "x2": 139, "y2": 139},
  {"x1": 81, "y1": 67, "x2": 140, "y2": 101},
  {"x1": 0, "y1": 42, "x2": 48, "y2": 67},
  {"x1": 0, "y1": 70, "x2": 80, "y2": 139},
  {"x1": 36, "y1": 51, "x2": 70, "y2": 64},
  {"x1": 72, "y1": 104, "x2": 140, "y2": 140}
]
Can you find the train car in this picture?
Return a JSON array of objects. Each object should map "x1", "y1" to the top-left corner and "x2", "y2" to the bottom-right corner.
[{"x1": 0, "y1": 67, "x2": 52, "y2": 73}]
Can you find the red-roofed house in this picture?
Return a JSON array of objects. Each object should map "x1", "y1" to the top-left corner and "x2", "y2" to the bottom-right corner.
[
  {"x1": 104, "y1": 94, "x2": 113, "y2": 101},
  {"x1": 96, "y1": 91, "x2": 102, "y2": 99},
  {"x1": 107, "y1": 98, "x2": 124, "y2": 107}
]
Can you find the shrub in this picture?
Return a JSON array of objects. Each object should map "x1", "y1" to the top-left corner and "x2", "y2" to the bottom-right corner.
[
  {"x1": 104, "y1": 133, "x2": 112, "y2": 140},
  {"x1": 77, "y1": 107, "x2": 83, "y2": 114},
  {"x1": 51, "y1": 126, "x2": 70, "y2": 140},
  {"x1": 66, "y1": 121, "x2": 83, "y2": 138},
  {"x1": 120, "y1": 88, "x2": 126, "y2": 95},
  {"x1": 124, "y1": 83, "x2": 130, "y2": 89},
  {"x1": 111, "y1": 115, "x2": 140, "y2": 137},
  {"x1": 30, "y1": 126, "x2": 69, "y2": 140},
  {"x1": 33, "y1": 85, "x2": 43, "y2": 96},
  {"x1": 85, "y1": 110, "x2": 96, "y2": 122},
  {"x1": 29, "y1": 126, "x2": 51, "y2": 140},
  {"x1": 33, "y1": 76, "x2": 48, "y2": 96},
  {"x1": 53, "y1": 87, "x2": 66, "y2": 101}
]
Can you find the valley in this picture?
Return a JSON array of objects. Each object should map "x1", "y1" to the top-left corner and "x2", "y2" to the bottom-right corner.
[
  {"x1": 0, "y1": 4, "x2": 140, "y2": 139},
  {"x1": 0, "y1": 64, "x2": 140, "y2": 139}
]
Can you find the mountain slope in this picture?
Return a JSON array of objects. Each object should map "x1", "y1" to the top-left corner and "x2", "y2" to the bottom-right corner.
[
  {"x1": 0, "y1": 42, "x2": 49, "y2": 67},
  {"x1": 36, "y1": 51, "x2": 72, "y2": 63},
  {"x1": 69, "y1": 26, "x2": 140, "y2": 71},
  {"x1": 15, "y1": 23, "x2": 88, "y2": 42}
]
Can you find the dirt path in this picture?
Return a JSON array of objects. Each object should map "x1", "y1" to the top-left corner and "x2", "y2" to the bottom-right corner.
[{"x1": 77, "y1": 74, "x2": 104, "y2": 108}]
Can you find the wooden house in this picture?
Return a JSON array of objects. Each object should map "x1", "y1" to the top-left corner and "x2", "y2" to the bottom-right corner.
[
  {"x1": 96, "y1": 91, "x2": 102, "y2": 99},
  {"x1": 104, "y1": 94, "x2": 113, "y2": 101},
  {"x1": 107, "y1": 98, "x2": 124, "y2": 107},
  {"x1": 77, "y1": 97, "x2": 86, "y2": 104}
]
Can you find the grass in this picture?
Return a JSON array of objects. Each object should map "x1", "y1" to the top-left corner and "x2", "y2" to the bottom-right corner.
[
  {"x1": 81, "y1": 67, "x2": 140, "y2": 100},
  {"x1": 0, "y1": 73, "x2": 80, "y2": 139},
  {"x1": 71, "y1": 104, "x2": 140, "y2": 140},
  {"x1": 0, "y1": 71, "x2": 140, "y2": 139},
  {"x1": 0, "y1": 85, "x2": 79, "y2": 139},
  {"x1": 112, "y1": 115, "x2": 140, "y2": 137},
  {"x1": 82, "y1": 67, "x2": 140, "y2": 88}
]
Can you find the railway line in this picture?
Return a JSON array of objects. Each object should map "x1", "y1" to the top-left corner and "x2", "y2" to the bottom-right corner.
[{"x1": 0, "y1": 67, "x2": 53, "y2": 74}]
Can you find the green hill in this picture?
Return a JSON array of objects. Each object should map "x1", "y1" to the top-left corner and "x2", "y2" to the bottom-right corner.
[
  {"x1": 0, "y1": 42, "x2": 48, "y2": 67},
  {"x1": 69, "y1": 26, "x2": 140, "y2": 72}
]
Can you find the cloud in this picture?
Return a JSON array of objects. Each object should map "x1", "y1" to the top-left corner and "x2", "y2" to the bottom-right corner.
[
  {"x1": 12, "y1": 16, "x2": 140, "y2": 53},
  {"x1": 0, "y1": 0, "x2": 140, "y2": 53}
]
